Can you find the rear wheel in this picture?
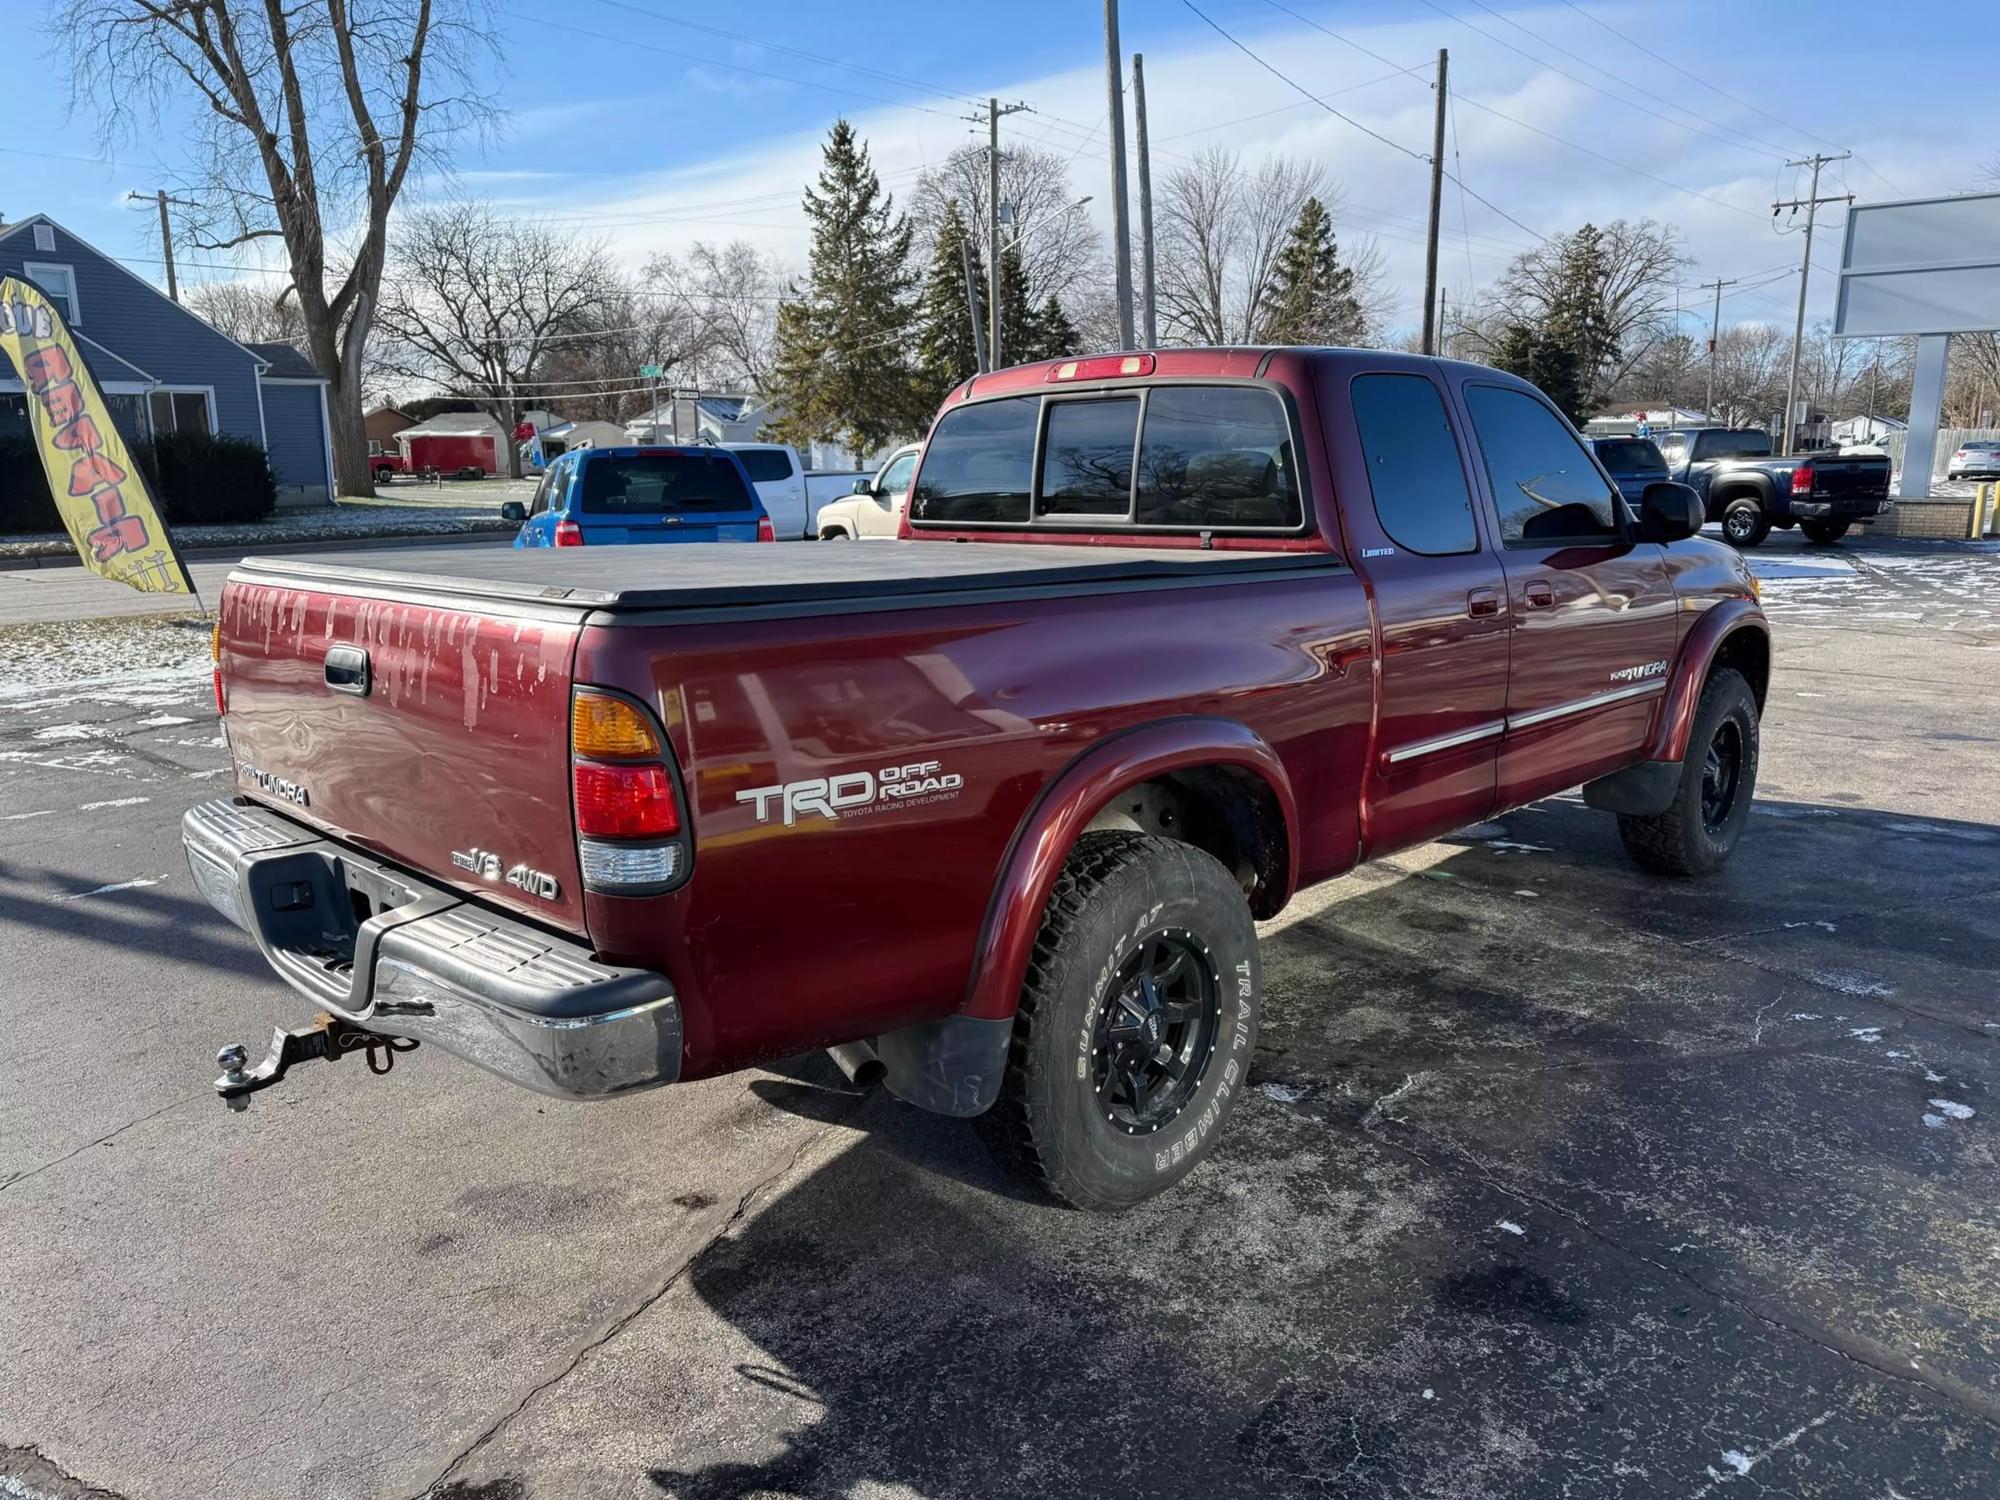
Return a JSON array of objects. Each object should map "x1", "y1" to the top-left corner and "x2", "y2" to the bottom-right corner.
[
  {"x1": 1617, "y1": 667, "x2": 1759, "y2": 877},
  {"x1": 1800, "y1": 518, "x2": 1851, "y2": 544},
  {"x1": 978, "y1": 832, "x2": 1259, "y2": 1210},
  {"x1": 1720, "y1": 497, "x2": 1770, "y2": 548}
]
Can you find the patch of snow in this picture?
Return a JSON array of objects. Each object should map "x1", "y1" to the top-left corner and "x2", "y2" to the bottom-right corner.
[
  {"x1": 1421, "y1": 1388, "x2": 1434, "y2": 1400},
  {"x1": 1512, "y1": 889, "x2": 1539, "y2": 898},
  {"x1": 1928, "y1": 1099, "x2": 1974, "y2": 1121},
  {"x1": 1884, "y1": 820, "x2": 1994, "y2": 842},
  {"x1": 1486, "y1": 840, "x2": 1554, "y2": 856},
  {"x1": 134, "y1": 713, "x2": 193, "y2": 728},
  {"x1": 1258, "y1": 1082, "x2": 1308, "y2": 1105},
  {"x1": 78, "y1": 796, "x2": 149, "y2": 811},
  {"x1": 1782, "y1": 919, "x2": 1838, "y2": 931},
  {"x1": 1847, "y1": 1026, "x2": 1885, "y2": 1043},
  {"x1": 32, "y1": 723, "x2": 98, "y2": 741},
  {"x1": 1924, "y1": 1070, "x2": 1945, "y2": 1083},
  {"x1": 1752, "y1": 805, "x2": 1840, "y2": 819},
  {"x1": 1, "y1": 809, "x2": 54, "y2": 821},
  {"x1": 1789, "y1": 1012, "x2": 1823, "y2": 1022},
  {"x1": 1923, "y1": 1113, "x2": 1948, "y2": 1130},
  {"x1": 1719, "y1": 1450, "x2": 1754, "y2": 1476},
  {"x1": 1495, "y1": 1219, "x2": 1526, "y2": 1237}
]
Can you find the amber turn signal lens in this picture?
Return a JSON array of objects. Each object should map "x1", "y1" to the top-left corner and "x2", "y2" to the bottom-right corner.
[
  {"x1": 211, "y1": 620, "x2": 223, "y2": 662},
  {"x1": 572, "y1": 692, "x2": 661, "y2": 758}
]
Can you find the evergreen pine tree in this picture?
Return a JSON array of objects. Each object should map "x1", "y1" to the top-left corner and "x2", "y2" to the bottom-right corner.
[
  {"x1": 1029, "y1": 294, "x2": 1080, "y2": 362},
  {"x1": 1493, "y1": 321, "x2": 1587, "y2": 423},
  {"x1": 1255, "y1": 197, "x2": 1364, "y2": 346},
  {"x1": 996, "y1": 245, "x2": 1037, "y2": 367},
  {"x1": 914, "y1": 199, "x2": 984, "y2": 408},
  {"x1": 1543, "y1": 223, "x2": 1617, "y2": 404},
  {"x1": 767, "y1": 120, "x2": 921, "y2": 453}
]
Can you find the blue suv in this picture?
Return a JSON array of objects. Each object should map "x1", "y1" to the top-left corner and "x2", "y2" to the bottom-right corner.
[{"x1": 506, "y1": 446, "x2": 774, "y2": 548}]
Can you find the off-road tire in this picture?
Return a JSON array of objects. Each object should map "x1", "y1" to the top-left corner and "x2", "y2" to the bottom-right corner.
[
  {"x1": 977, "y1": 831, "x2": 1260, "y2": 1210},
  {"x1": 1618, "y1": 667, "x2": 1759, "y2": 877},
  {"x1": 1799, "y1": 518, "x2": 1851, "y2": 544},
  {"x1": 1720, "y1": 497, "x2": 1770, "y2": 548}
]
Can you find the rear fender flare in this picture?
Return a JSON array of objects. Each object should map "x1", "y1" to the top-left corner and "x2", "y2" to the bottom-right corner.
[
  {"x1": 1648, "y1": 601, "x2": 1770, "y2": 763},
  {"x1": 1708, "y1": 474, "x2": 1774, "y2": 519},
  {"x1": 959, "y1": 717, "x2": 1300, "y2": 1023}
]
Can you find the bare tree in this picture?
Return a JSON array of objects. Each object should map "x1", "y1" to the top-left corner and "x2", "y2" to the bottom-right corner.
[
  {"x1": 183, "y1": 278, "x2": 306, "y2": 346},
  {"x1": 1707, "y1": 323, "x2": 1791, "y2": 429},
  {"x1": 373, "y1": 204, "x2": 619, "y2": 477},
  {"x1": 529, "y1": 283, "x2": 711, "y2": 426},
  {"x1": 1155, "y1": 149, "x2": 1378, "y2": 346},
  {"x1": 911, "y1": 144, "x2": 1102, "y2": 310},
  {"x1": 653, "y1": 242, "x2": 784, "y2": 392},
  {"x1": 57, "y1": 0, "x2": 496, "y2": 496}
]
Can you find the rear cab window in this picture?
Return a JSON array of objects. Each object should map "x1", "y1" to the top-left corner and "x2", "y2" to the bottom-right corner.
[
  {"x1": 736, "y1": 448, "x2": 796, "y2": 483},
  {"x1": 1591, "y1": 438, "x2": 1667, "y2": 475},
  {"x1": 579, "y1": 452, "x2": 757, "y2": 515},
  {"x1": 910, "y1": 382, "x2": 1303, "y2": 534},
  {"x1": 1694, "y1": 430, "x2": 1772, "y2": 460}
]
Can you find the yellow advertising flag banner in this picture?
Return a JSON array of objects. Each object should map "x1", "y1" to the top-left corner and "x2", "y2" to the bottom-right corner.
[{"x1": 0, "y1": 276, "x2": 196, "y2": 596}]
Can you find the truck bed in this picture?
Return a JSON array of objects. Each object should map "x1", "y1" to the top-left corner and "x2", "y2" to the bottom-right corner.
[{"x1": 231, "y1": 541, "x2": 1335, "y2": 616}]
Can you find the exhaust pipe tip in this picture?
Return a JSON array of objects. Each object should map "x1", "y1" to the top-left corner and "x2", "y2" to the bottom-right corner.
[{"x1": 827, "y1": 1040, "x2": 885, "y2": 1090}]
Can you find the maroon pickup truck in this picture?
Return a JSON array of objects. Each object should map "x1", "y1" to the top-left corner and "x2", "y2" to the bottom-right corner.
[{"x1": 185, "y1": 348, "x2": 1768, "y2": 1209}]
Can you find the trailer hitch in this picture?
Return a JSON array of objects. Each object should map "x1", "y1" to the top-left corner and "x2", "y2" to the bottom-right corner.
[{"x1": 214, "y1": 1013, "x2": 418, "y2": 1111}]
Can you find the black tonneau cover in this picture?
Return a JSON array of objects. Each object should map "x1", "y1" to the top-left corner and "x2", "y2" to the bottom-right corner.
[{"x1": 231, "y1": 540, "x2": 1337, "y2": 613}]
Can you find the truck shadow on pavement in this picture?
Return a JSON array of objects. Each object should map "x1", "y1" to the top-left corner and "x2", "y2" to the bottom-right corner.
[
  {"x1": 0, "y1": 858, "x2": 275, "y2": 986},
  {"x1": 617, "y1": 795, "x2": 2000, "y2": 1500}
]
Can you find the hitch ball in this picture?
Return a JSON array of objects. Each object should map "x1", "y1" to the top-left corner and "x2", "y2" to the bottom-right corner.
[{"x1": 217, "y1": 1044, "x2": 251, "y2": 1089}]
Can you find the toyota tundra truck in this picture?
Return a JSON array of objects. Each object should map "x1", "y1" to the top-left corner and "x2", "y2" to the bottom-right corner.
[{"x1": 185, "y1": 348, "x2": 1769, "y2": 1210}]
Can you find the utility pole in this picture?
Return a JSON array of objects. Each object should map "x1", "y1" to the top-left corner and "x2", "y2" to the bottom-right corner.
[
  {"x1": 966, "y1": 98, "x2": 1030, "y2": 368},
  {"x1": 1104, "y1": 0, "x2": 1136, "y2": 347},
  {"x1": 960, "y1": 231, "x2": 989, "y2": 374},
  {"x1": 127, "y1": 189, "x2": 183, "y2": 302},
  {"x1": 1421, "y1": 49, "x2": 1448, "y2": 356},
  {"x1": 1698, "y1": 275, "x2": 1738, "y2": 420},
  {"x1": 1132, "y1": 52, "x2": 1157, "y2": 348},
  {"x1": 1438, "y1": 289, "x2": 1448, "y2": 358},
  {"x1": 1773, "y1": 152, "x2": 1851, "y2": 455}
]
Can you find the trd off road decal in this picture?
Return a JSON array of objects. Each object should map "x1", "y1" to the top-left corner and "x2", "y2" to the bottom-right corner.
[{"x1": 736, "y1": 759, "x2": 965, "y2": 827}]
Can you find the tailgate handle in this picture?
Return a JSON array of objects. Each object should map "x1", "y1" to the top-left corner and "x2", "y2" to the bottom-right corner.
[{"x1": 324, "y1": 645, "x2": 371, "y2": 697}]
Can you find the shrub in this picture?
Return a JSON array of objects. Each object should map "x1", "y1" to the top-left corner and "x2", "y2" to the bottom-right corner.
[{"x1": 0, "y1": 428, "x2": 277, "y2": 534}]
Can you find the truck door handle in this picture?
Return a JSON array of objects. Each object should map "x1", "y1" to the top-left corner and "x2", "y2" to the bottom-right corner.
[
  {"x1": 324, "y1": 645, "x2": 371, "y2": 697},
  {"x1": 1467, "y1": 588, "x2": 1501, "y2": 618},
  {"x1": 1524, "y1": 580, "x2": 1555, "y2": 610}
]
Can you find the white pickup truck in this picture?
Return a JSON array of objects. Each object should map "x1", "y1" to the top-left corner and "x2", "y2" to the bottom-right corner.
[
  {"x1": 724, "y1": 442, "x2": 811, "y2": 541},
  {"x1": 812, "y1": 443, "x2": 920, "y2": 540}
]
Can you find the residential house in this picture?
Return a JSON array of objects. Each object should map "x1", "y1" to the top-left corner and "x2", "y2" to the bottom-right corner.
[
  {"x1": 0, "y1": 214, "x2": 334, "y2": 503},
  {"x1": 366, "y1": 404, "x2": 415, "y2": 449}
]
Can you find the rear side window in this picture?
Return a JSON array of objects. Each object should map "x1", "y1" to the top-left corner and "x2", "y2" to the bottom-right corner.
[
  {"x1": 1592, "y1": 439, "x2": 1666, "y2": 474},
  {"x1": 578, "y1": 453, "x2": 756, "y2": 514},
  {"x1": 1038, "y1": 397, "x2": 1138, "y2": 517},
  {"x1": 1135, "y1": 386, "x2": 1300, "y2": 528},
  {"x1": 1350, "y1": 374, "x2": 1475, "y2": 555},
  {"x1": 1463, "y1": 385, "x2": 1622, "y2": 546},
  {"x1": 736, "y1": 448, "x2": 795, "y2": 483},
  {"x1": 1696, "y1": 430, "x2": 1772, "y2": 459},
  {"x1": 910, "y1": 396, "x2": 1037, "y2": 524}
]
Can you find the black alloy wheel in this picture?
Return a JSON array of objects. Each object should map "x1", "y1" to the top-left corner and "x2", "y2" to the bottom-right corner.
[
  {"x1": 1090, "y1": 928, "x2": 1221, "y2": 1135},
  {"x1": 1700, "y1": 718, "x2": 1744, "y2": 835}
]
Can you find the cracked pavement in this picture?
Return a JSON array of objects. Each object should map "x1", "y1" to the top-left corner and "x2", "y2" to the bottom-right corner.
[{"x1": 2, "y1": 533, "x2": 1998, "y2": 1498}]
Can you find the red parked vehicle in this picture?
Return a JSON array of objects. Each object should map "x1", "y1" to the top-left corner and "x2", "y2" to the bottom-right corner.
[{"x1": 185, "y1": 348, "x2": 1767, "y2": 1209}]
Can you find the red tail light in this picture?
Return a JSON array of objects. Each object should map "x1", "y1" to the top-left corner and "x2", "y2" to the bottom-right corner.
[
  {"x1": 573, "y1": 761, "x2": 679, "y2": 838},
  {"x1": 756, "y1": 514, "x2": 776, "y2": 543},
  {"x1": 1790, "y1": 464, "x2": 1813, "y2": 496},
  {"x1": 570, "y1": 688, "x2": 692, "y2": 893},
  {"x1": 555, "y1": 518, "x2": 584, "y2": 546}
]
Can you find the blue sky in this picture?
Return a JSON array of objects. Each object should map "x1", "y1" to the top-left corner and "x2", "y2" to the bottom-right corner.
[{"x1": 6, "y1": 0, "x2": 1988, "y2": 340}]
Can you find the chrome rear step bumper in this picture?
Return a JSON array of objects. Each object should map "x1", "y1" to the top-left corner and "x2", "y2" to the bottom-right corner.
[{"x1": 182, "y1": 798, "x2": 680, "y2": 1099}]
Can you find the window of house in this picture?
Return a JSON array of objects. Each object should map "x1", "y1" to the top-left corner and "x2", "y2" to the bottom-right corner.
[
  {"x1": 1134, "y1": 386, "x2": 1300, "y2": 529},
  {"x1": 22, "y1": 263, "x2": 79, "y2": 324},
  {"x1": 1463, "y1": 384, "x2": 1622, "y2": 546},
  {"x1": 908, "y1": 395, "x2": 1037, "y2": 524},
  {"x1": 148, "y1": 390, "x2": 213, "y2": 437},
  {"x1": 33, "y1": 223, "x2": 56, "y2": 253},
  {"x1": 1350, "y1": 374, "x2": 1476, "y2": 555},
  {"x1": 1037, "y1": 396, "x2": 1139, "y2": 517}
]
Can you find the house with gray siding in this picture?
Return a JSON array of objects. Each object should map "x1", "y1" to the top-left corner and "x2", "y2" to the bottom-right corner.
[{"x1": 0, "y1": 214, "x2": 332, "y2": 502}]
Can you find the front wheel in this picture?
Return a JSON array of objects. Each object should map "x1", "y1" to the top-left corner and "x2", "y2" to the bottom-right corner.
[
  {"x1": 1617, "y1": 667, "x2": 1759, "y2": 877},
  {"x1": 978, "y1": 832, "x2": 1259, "y2": 1210},
  {"x1": 1799, "y1": 518, "x2": 1851, "y2": 544},
  {"x1": 374, "y1": 465, "x2": 395, "y2": 485},
  {"x1": 1721, "y1": 498, "x2": 1770, "y2": 548},
  {"x1": 819, "y1": 527, "x2": 851, "y2": 541}
]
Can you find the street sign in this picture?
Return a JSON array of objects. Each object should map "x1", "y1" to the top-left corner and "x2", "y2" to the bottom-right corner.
[
  {"x1": 638, "y1": 364, "x2": 664, "y2": 378},
  {"x1": 671, "y1": 386, "x2": 701, "y2": 400}
]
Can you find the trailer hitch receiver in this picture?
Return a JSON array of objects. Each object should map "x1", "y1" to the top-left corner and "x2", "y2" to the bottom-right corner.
[{"x1": 214, "y1": 1012, "x2": 418, "y2": 1111}]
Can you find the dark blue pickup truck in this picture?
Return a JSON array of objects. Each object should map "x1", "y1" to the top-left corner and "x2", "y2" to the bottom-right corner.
[{"x1": 1655, "y1": 428, "x2": 1892, "y2": 548}]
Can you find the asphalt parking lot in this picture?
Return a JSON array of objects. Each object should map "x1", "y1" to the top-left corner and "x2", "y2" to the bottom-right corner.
[{"x1": 2, "y1": 531, "x2": 1997, "y2": 1499}]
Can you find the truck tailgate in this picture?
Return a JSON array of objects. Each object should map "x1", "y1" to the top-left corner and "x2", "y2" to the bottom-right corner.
[
  {"x1": 218, "y1": 574, "x2": 588, "y2": 935},
  {"x1": 1806, "y1": 453, "x2": 1890, "y2": 499}
]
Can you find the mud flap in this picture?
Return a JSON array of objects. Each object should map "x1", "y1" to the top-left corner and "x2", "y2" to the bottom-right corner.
[{"x1": 1582, "y1": 759, "x2": 1681, "y2": 817}]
